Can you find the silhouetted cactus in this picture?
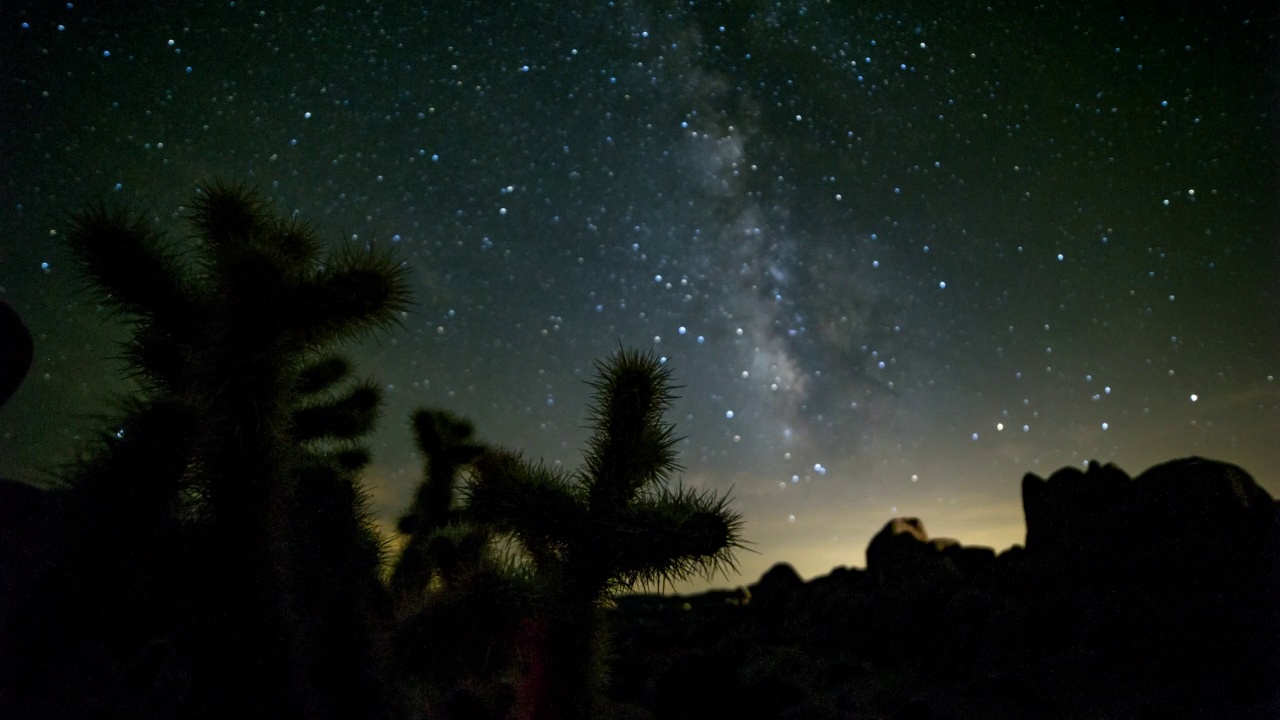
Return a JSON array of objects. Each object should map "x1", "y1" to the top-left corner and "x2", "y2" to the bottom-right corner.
[
  {"x1": 390, "y1": 409, "x2": 536, "y2": 718},
  {"x1": 22, "y1": 183, "x2": 410, "y2": 720},
  {"x1": 0, "y1": 300, "x2": 32, "y2": 409},
  {"x1": 391, "y1": 409, "x2": 487, "y2": 607},
  {"x1": 466, "y1": 348, "x2": 745, "y2": 720}
]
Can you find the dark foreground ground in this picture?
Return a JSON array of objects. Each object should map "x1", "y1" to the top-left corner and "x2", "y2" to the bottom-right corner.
[
  {"x1": 1, "y1": 455, "x2": 1276, "y2": 719},
  {"x1": 604, "y1": 457, "x2": 1280, "y2": 720}
]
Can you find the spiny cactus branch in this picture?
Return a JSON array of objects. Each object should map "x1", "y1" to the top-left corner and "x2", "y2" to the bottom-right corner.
[
  {"x1": 294, "y1": 355, "x2": 355, "y2": 397},
  {"x1": 465, "y1": 450, "x2": 586, "y2": 555},
  {"x1": 605, "y1": 485, "x2": 746, "y2": 590},
  {"x1": 291, "y1": 381, "x2": 383, "y2": 443},
  {"x1": 582, "y1": 349, "x2": 683, "y2": 514},
  {"x1": 66, "y1": 204, "x2": 194, "y2": 322},
  {"x1": 191, "y1": 180, "x2": 270, "y2": 249},
  {"x1": 410, "y1": 409, "x2": 485, "y2": 466},
  {"x1": 292, "y1": 243, "x2": 413, "y2": 346},
  {"x1": 400, "y1": 409, "x2": 485, "y2": 535}
]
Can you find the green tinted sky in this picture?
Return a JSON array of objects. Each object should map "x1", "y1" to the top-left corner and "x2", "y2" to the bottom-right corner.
[{"x1": 2, "y1": 1, "x2": 1276, "y2": 590}]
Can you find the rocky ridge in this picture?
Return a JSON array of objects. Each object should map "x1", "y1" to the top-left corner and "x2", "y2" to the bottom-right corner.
[{"x1": 609, "y1": 457, "x2": 1280, "y2": 719}]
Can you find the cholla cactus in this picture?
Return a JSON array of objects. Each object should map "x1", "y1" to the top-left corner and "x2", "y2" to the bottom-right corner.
[
  {"x1": 43, "y1": 183, "x2": 410, "y2": 719},
  {"x1": 466, "y1": 348, "x2": 745, "y2": 720},
  {"x1": 0, "y1": 300, "x2": 32, "y2": 409},
  {"x1": 391, "y1": 409, "x2": 540, "y2": 719},
  {"x1": 391, "y1": 409, "x2": 487, "y2": 609}
]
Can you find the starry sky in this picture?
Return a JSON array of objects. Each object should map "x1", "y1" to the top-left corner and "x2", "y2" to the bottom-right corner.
[{"x1": 1, "y1": 1, "x2": 1276, "y2": 592}]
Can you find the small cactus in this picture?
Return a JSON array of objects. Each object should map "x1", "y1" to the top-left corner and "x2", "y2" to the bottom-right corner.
[
  {"x1": 391, "y1": 409, "x2": 535, "y2": 715},
  {"x1": 391, "y1": 409, "x2": 487, "y2": 609}
]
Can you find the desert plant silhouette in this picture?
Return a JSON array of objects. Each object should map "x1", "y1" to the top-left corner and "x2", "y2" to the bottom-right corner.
[
  {"x1": 391, "y1": 409, "x2": 488, "y2": 610},
  {"x1": 0, "y1": 300, "x2": 32, "y2": 409},
  {"x1": 1, "y1": 186, "x2": 746, "y2": 720},
  {"x1": 5, "y1": 183, "x2": 410, "y2": 720},
  {"x1": 390, "y1": 409, "x2": 538, "y2": 718},
  {"x1": 466, "y1": 348, "x2": 745, "y2": 720}
]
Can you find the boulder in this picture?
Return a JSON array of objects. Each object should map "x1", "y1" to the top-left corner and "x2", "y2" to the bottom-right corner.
[
  {"x1": 1022, "y1": 457, "x2": 1277, "y2": 581},
  {"x1": 1021, "y1": 457, "x2": 1280, "y2": 705},
  {"x1": 946, "y1": 545, "x2": 997, "y2": 578},
  {"x1": 1128, "y1": 457, "x2": 1276, "y2": 569},
  {"x1": 1021, "y1": 460, "x2": 1131, "y2": 565},
  {"x1": 865, "y1": 517, "x2": 928, "y2": 573},
  {"x1": 748, "y1": 562, "x2": 803, "y2": 618},
  {"x1": 866, "y1": 517, "x2": 960, "y2": 590}
]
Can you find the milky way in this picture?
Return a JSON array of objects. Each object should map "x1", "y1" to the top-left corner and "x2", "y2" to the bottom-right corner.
[{"x1": 2, "y1": 1, "x2": 1276, "y2": 589}]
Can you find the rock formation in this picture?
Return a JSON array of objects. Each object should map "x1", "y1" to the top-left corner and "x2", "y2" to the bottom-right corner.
[
  {"x1": 1020, "y1": 457, "x2": 1280, "y2": 705},
  {"x1": 610, "y1": 456, "x2": 1280, "y2": 720}
]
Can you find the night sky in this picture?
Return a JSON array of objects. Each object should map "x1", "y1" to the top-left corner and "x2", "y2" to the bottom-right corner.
[{"x1": 2, "y1": 1, "x2": 1276, "y2": 591}]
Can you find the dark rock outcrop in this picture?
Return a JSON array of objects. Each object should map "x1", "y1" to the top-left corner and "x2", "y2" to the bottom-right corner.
[
  {"x1": 1020, "y1": 457, "x2": 1280, "y2": 704},
  {"x1": 610, "y1": 457, "x2": 1280, "y2": 720},
  {"x1": 749, "y1": 562, "x2": 803, "y2": 609},
  {"x1": 865, "y1": 517, "x2": 975, "y2": 593},
  {"x1": 1022, "y1": 457, "x2": 1275, "y2": 571}
]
